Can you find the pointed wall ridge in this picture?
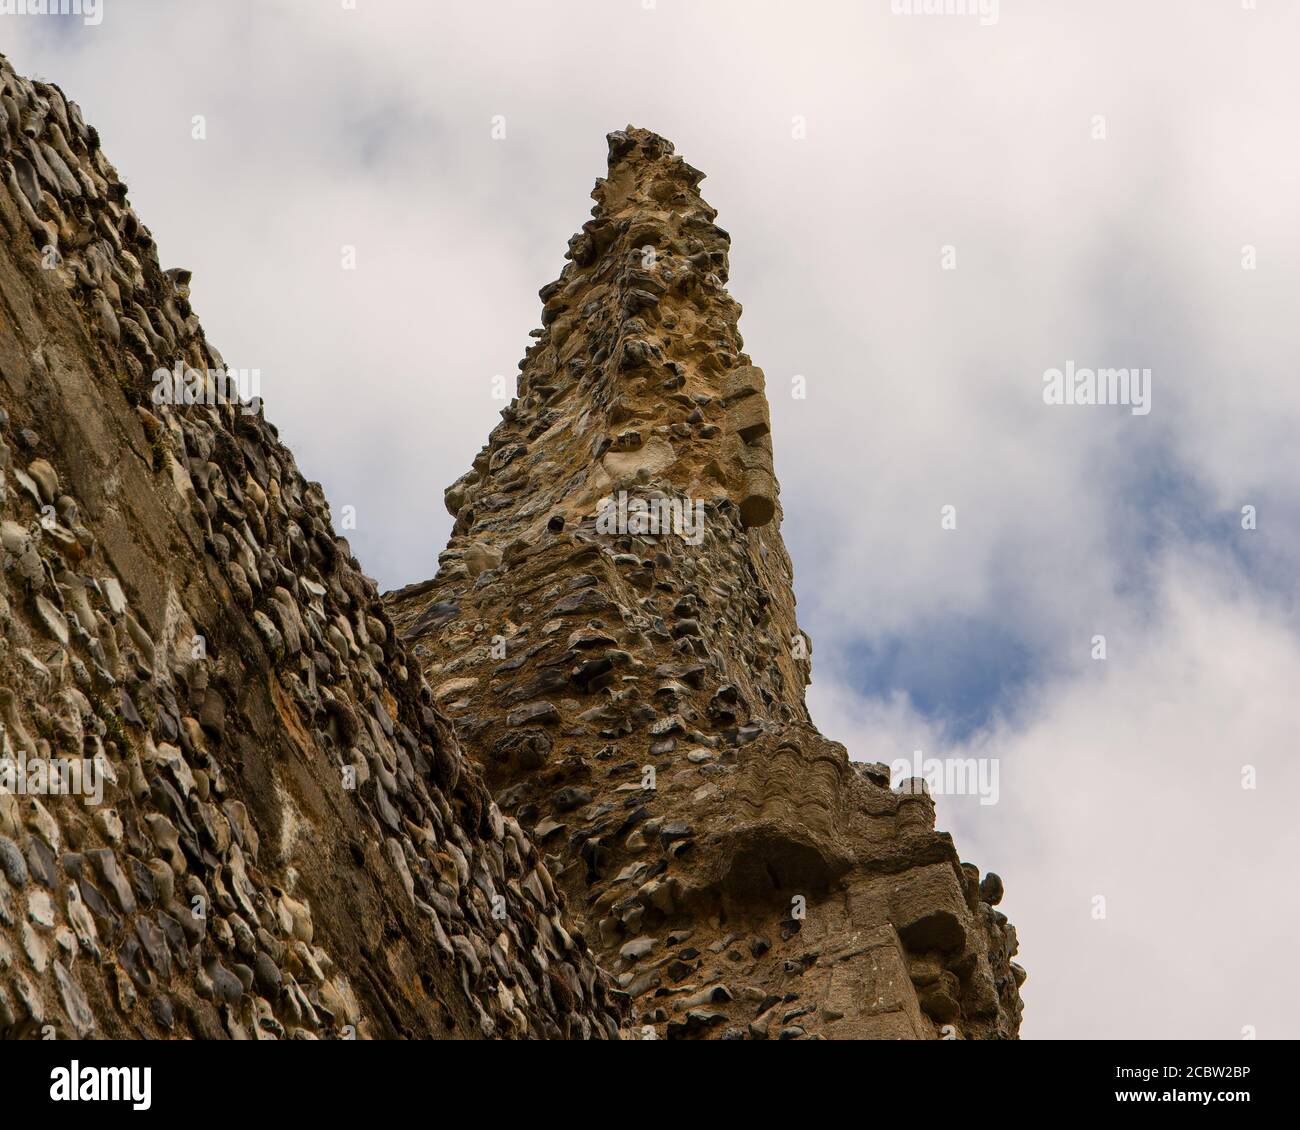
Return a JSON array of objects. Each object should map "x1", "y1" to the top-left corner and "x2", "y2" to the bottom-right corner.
[
  {"x1": 389, "y1": 129, "x2": 1024, "y2": 1040},
  {"x1": 0, "y1": 52, "x2": 621, "y2": 1041}
]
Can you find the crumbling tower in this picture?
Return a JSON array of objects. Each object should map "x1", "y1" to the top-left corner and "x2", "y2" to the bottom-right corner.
[{"x1": 388, "y1": 127, "x2": 1025, "y2": 1039}]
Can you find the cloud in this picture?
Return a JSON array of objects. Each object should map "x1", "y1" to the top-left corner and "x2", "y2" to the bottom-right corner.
[
  {"x1": 6, "y1": 0, "x2": 1298, "y2": 1037},
  {"x1": 812, "y1": 551, "x2": 1300, "y2": 1038}
]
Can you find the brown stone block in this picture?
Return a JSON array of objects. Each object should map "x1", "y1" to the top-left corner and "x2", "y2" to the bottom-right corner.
[
  {"x1": 727, "y1": 393, "x2": 770, "y2": 444},
  {"x1": 889, "y1": 862, "x2": 970, "y2": 952},
  {"x1": 739, "y1": 467, "x2": 777, "y2": 527},
  {"x1": 723, "y1": 365, "x2": 766, "y2": 402},
  {"x1": 824, "y1": 926, "x2": 930, "y2": 1039}
]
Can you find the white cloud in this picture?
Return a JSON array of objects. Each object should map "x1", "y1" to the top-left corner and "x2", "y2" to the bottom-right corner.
[
  {"x1": 812, "y1": 552, "x2": 1300, "y2": 1038},
  {"x1": 7, "y1": 0, "x2": 1298, "y2": 1038}
]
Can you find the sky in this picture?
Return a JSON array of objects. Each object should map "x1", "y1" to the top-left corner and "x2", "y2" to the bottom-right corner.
[{"x1": 4, "y1": 0, "x2": 1298, "y2": 1039}]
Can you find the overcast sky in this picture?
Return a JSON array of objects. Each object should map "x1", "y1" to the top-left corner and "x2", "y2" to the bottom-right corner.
[{"x1": 6, "y1": 0, "x2": 1299, "y2": 1039}]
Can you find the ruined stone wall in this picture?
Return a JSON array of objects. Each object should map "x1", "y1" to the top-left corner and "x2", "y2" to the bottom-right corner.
[
  {"x1": 388, "y1": 128, "x2": 1025, "y2": 1039},
  {"x1": 0, "y1": 53, "x2": 622, "y2": 1040}
]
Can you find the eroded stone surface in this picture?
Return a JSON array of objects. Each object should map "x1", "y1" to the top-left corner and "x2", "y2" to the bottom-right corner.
[
  {"x1": 0, "y1": 53, "x2": 620, "y2": 1041},
  {"x1": 388, "y1": 127, "x2": 1025, "y2": 1040}
]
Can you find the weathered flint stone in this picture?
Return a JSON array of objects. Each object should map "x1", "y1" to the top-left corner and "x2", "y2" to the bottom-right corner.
[
  {"x1": 0, "y1": 50, "x2": 620, "y2": 1041},
  {"x1": 386, "y1": 126, "x2": 1023, "y2": 1040}
]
